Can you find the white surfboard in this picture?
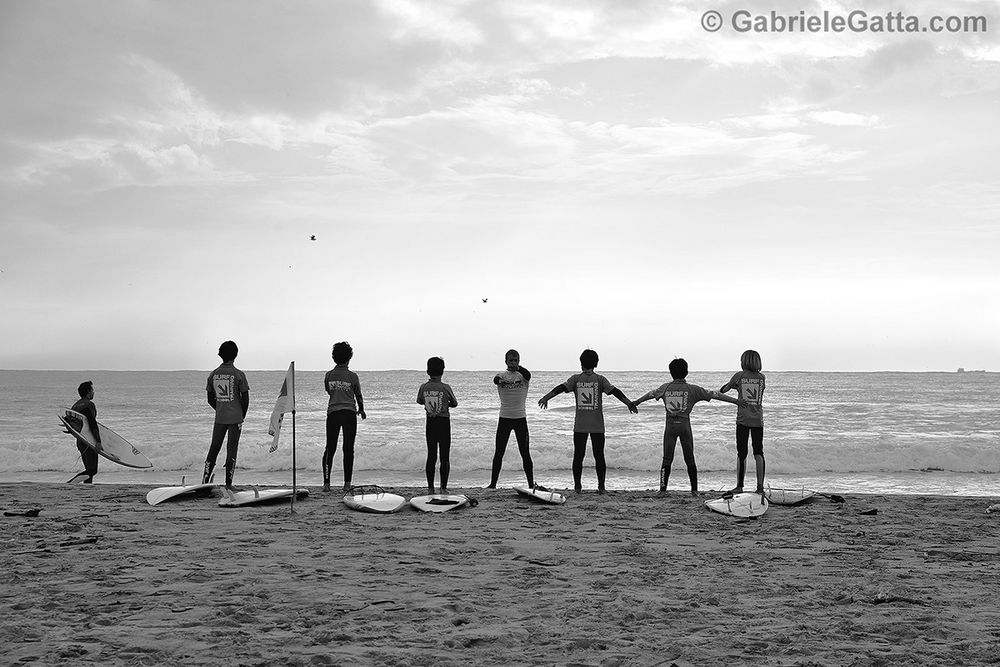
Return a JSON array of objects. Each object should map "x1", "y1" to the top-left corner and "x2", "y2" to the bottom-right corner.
[
  {"x1": 58, "y1": 408, "x2": 153, "y2": 469},
  {"x1": 218, "y1": 487, "x2": 309, "y2": 507},
  {"x1": 764, "y1": 487, "x2": 817, "y2": 506},
  {"x1": 705, "y1": 492, "x2": 768, "y2": 518},
  {"x1": 343, "y1": 486, "x2": 407, "y2": 513},
  {"x1": 409, "y1": 494, "x2": 474, "y2": 513},
  {"x1": 147, "y1": 478, "x2": 216, "y2": 506},
  {"x1": 513, "y1": 485, "x2": 566, "y2": 505}
]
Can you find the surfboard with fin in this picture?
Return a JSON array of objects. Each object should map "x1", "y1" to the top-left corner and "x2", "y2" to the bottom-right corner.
[
  {"x1": 764, "y1": 487, "x2": 817, "y2": 506},
  {"x1": 513, "y1": 484, "x2": 566, "y2": 505},
  {"x1": 218, "y1": 487, "x2": 309, "y2": 507},
  {"x1": 147, "y1": 476, "x2": 217, "y2": 506},
  {"x1": 409, "y1": 494, "x2": 477, "y2": 513},
  {"x1": 343, "y1": 485, "x2": 407, "y2": 513},
  {"x1": 705, "y1": 491, "x2": 768, "y2": 518},
  {"x1": 58, "y1": 407, "x2": 152, "y2": 469}
]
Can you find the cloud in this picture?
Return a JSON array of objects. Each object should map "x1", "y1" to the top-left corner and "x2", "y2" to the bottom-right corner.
[
  {"x1": 806, "y1": 110, "x2": 880, "y2": 126},
  {"x1": 866, "y1": 41, "x2": 939, "y2": 81},
  {"x1": 376, "y1": 0, "x2": 485, "y2": 48},
  {"x1": 1, "y1": 0, "x2": 998, "y2": 372}
]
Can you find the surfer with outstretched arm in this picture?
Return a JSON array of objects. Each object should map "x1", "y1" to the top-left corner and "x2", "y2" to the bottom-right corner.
[
  {"x1": 718, "y1": 349, "x2": 766, "y2": 495},
  {"x1": 631, "y1": 358, "x2": 745, "y2": 498},
  {"x1": 68, "y1": 380, "x2": 102, "y2": 483},
  {"x1": 487, "y1": 349, "x2": 535, "y2": 490},
  {"x1": 203, "y1": 340, "x2": 250, "y2": 490},
  {"x1": 537, "y1": 349, "x2": 638, "y2": 494},
  {"x1": 323, "y1": 341, "x2": 367, "y2": 493},
  {"x1": 417, "y1": 356, "x2": 458, "y2": 494}
]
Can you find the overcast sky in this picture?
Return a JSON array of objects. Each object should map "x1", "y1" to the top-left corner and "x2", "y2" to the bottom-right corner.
[{"x1": 1, "y1": 0, "x2": 998, "y2": 371}]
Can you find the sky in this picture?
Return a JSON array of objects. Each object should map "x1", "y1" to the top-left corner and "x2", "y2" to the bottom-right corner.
[{"x1": 1, "y1": 0, "x2": 998, "y2": 372}]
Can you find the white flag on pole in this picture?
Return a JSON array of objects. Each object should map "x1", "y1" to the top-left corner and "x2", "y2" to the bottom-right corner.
[{"x1": 268, "y1": 362, "x2": 295, "y2": 452}]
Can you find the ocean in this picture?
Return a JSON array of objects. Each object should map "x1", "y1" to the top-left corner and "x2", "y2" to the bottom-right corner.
[{"x1": 1, "y1": 369, "x2": 997, "y2": 496}]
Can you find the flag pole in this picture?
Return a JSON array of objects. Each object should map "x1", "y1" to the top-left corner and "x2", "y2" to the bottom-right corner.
[{"x1": 290, "y1": 361, "x2": 297, "y2": 514}]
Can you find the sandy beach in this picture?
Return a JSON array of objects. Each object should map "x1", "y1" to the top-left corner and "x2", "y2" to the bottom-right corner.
[{"x1": 2, "y1": 483, "x2": 999, "y2": 666}]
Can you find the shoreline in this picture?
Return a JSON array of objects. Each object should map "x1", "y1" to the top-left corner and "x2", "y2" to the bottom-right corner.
[
  {"x1": 1, "y1": 480, "x2": 999, "y2": 502},
  {"x1": 1, "y1": 468, "x2": 997, "y2": 498},
  {"x1": 3, "y1": 483, "x2": 1000, "y2": 665}
]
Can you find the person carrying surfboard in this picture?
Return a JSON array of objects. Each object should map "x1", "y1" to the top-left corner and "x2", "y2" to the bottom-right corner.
[
  {"x1": 631, "y1": 358, "x2": 745, "y2": 498},
  {"x1": 323, "y1": 341, "x2": 367, "y2": 493},
  {"x1": 203, "y1": 340, "x2": 250, "y2": 490},
  {"x1": 718, "y1": 349, "x2": 766, "y2": 495},
  {"x1": 417, "y1": 356, "x2": 458, "y2": 494},
  {"x1": 537, "y1": 349, "x2": 638, "y2": 494},
  {"x1": 486, "y1": 349, "x2": 535, "y2": 490},
  {"x1": 68, "y1": 380, "x2": 102, "y2": 483}
]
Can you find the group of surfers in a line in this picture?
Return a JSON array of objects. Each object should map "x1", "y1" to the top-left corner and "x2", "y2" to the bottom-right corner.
[{"x1": 68, "y1": 343, "x2": 767, "y2": 498}]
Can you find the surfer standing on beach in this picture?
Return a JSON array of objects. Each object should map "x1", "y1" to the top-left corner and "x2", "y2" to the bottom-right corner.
[
  {"x1": 417, "y1": 356, "x2": 458, "y2": 494},
  {"x1": 203, "y1": 340, "x2": 249, "y2": 490},
  {"x1": 631, "y1": 358, "x2": 744, "y2": 497},
  {"x1": 538, "y1": 349, "x2": 638, "y2": 494},
  {"x1": 323, "y1": 341, "x2": 366, "y2": 493},
  {"x1": 69, "y1": 380, "x2": 102, "y2": 483},
  {"x1": 487, "y1": 349, "x2": 535, "y2": 490},
  {"x1": 718, "y1": 349, "x2": 766, "y2": 495}
]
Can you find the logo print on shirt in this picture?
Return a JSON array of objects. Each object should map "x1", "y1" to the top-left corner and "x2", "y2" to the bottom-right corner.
[
  {"x1": 424, "y1": 390, "x2": 446, "y2": 416},
  {"x1": 214, "y1": 376, "x2": 234, "y2": 403},
  {"x1": 663, "y1": 391, "x2": 688, "y2": 415},
  {"x1": 740, "y1": 379, "x2": 763, "y2": 406},
  {"x1": 576, "y1": 382, "x2": 599, "y2": 411}
]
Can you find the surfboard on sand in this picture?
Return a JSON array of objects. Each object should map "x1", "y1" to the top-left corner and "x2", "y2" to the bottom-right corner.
[
  {"x1": 58, "y1": 408, "x2": 153, "y2": 469},
  {"x1": 409, "y1": 494, "x2": 477, "y2": 513},
  {"x1": 705, "y1": 492, "x2": 768, "y2": 518},
  {"x1": 513, "y1": 485, "x2": 566, "y2": 505},
  {"x1": 343, "y1": 485, "x2": 407, "y2": 514},
  {"x1": 764, "y1": 487, "x2": 817, "y2": 506},
  {"x1": 218, "y1": 487, "x2": 309, "y2": 507},
  {"x1": 147, "y1": 477, "x2": 217, "y2": 506}
]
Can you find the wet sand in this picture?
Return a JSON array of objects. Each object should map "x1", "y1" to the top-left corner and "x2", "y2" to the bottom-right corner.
[{"x1": 2, "y1": 483, "x2": 999, "y2": 666}]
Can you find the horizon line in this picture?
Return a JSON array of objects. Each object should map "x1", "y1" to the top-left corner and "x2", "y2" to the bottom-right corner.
[{"x1": 1, "y1": 367, "x2": 991, "y2": 374}]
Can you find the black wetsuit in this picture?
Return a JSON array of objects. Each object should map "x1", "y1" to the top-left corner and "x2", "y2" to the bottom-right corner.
[
  {"x1": 70, "y1": 398, "x2": 100, "y2": 481},
  {"x1": 490, "y1": 366, "x2": 534, "y2": 487},
  {"x1": 425, "y1": 416, "x2": 451, "y2": 491},
  {"x1": 324, "y1": 410, "x2": 358, "y2": 488},
  {"x1": 661, "y1": 418, "x2": 697, "y2": 493},
  {"x1": 573, "y1": 432, "x2": 607, "y2": 491}
]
